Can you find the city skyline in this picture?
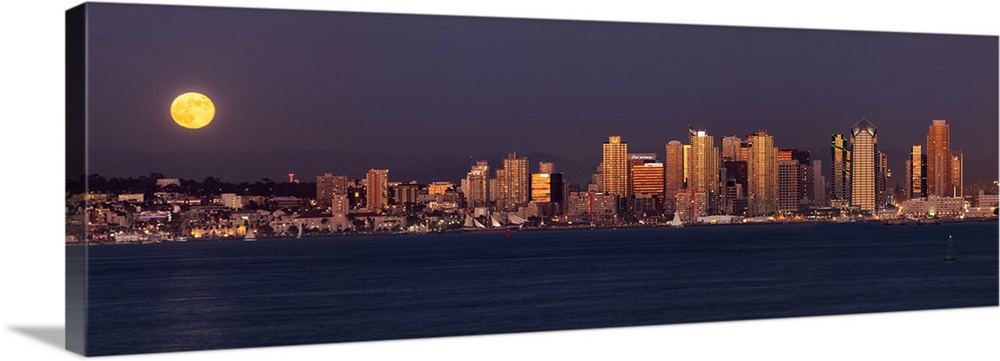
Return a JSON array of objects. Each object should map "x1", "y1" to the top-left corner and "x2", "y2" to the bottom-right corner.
[{"x1": 82, "y1": 3, "x2": 998, "y2": 185}]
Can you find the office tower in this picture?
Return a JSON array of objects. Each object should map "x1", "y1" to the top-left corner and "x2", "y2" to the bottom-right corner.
[
  {"x1": 393, "y1": 181, "x2": 419, "y2": 206},
  {"x1": 877, "y1": 151, "x2": 889, "y2": 209},
  {"x1": 779, "y1": 149, "x2": 813, "y2": 209},
  {"x1": 464, "y1": 161, "x2": 490, "y2": 208},
  {"x1": 722, "y1": 160, "x2": 748, "y2": 215},
  {"x1": 316, "y1": 173, "x2": 349, "y2": 205},
  {"x1": 747, "y1": 130, "x2": 778, "y2": 216},
  {"x1": 366, "y1": 169, "x2": 389, "y2": 214},
  {"x1": 531, "y1": 173, "x2": 553, "y2": 203},
  {"x1": 721, "y1": 136, "x2": 742, "y2": 161},
  {"x1": 951, "y1": 151, "x2": 963, "y2": 197},
  {"x1": 498, "y1": 152, "x2": 529, "y2": 211},
  {"x1": 539, "y1": 161, "x2": 555, "y2": 174},
  {"x1": 926, "y1": 119, "x2": 952, "y2": 197},
  {"x1": 811, "y1": 160, "x2": 825, "y2": 207},
  {"x1": 630, "y1": 153, "x2": 665, "y2": 214},
  {"x1": 778, "y1": 159, "x2": 800, "y2": 213},
  {"x1": 688, "y1": 129, "x2": 719, "y2": 215},
  {"x1": 601, "y1": 136, "x2": 630, "y2": 197},
  {"x1": 830, "y1": 134, "x2": 851, "y2": 204},
  {"x1": 909, "y1": 145, "x2": 927, "y2": 199},
  {"x1": 850, "y1": 118, "x2": 877, "y2": 212},
  {"x1": 683, "y1": 144, "x2": 691, "y2": 185},
  {"x1": 665, "y1": 140, "x2": 685, "y2": 213}
]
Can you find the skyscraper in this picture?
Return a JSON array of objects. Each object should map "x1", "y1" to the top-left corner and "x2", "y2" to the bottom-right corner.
[
  {"x1": 688, "y1": 129, "x2": 719, "y2": 215},
  {"x1": 498, "y1": 152, "x2": 529, "y2": 211},
  {"x1": 664, "y1": 140, "x2": 685, "y2": 214},
  {"x1": 601, "y1": 136, "x2": 630, "y2": 198},
  {"x1": 721, "y1": 136, "x2": 742, "y2": 161},
  {"x1": 316, "y1": 173, "x2": 349, "y2": 206},
  {"x1": 777, "y1": 159, "x2": 800, "y2": 213},
  {"x1": 830, "y1": 134, "x2": 851, "y2": 204},
  {"x1": 951, "y1": 151, "x2": 963, "y2": 198},
  {"x1": 539, "y1": 161, "x2": 555, "y2": 174},
  {"x1": 630, "y1": 153, "x2": 665, "y2": 213},
  {"x1": 366, "y1": 169, "x2": 389, "y2": 214},
  {"x1": 465, "y1": 161, "x2": 490, "y2": 208},
  {"x1": 877, "y1": 151, "x2": 889, "y2": 209},
  {"x1": 909, "y1": 145, "x2": 927, "y2": 200},
  {"x1": 850, "y1": 118, "x2": 877, "y2": 212},
  {"x1": 747, "y1": 130, "x2": 778, "y2": 216},
  {"x1": 926, "y1": 119, "x2": 952, "y2": 197}
]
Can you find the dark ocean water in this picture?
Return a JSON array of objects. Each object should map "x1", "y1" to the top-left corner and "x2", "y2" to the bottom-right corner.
[{"x1": 85, "y1": 222, "x2": 999, "y2": 355}]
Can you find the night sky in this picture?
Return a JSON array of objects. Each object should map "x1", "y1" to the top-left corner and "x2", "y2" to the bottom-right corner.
[{"x1": 85, "y1": 3, "x2": 998, "y2": 185}]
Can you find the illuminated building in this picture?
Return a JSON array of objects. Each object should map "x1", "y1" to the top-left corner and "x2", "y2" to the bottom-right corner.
[
  {"x1": 316, "y1": 173, "x2": 349, "y2": 205},
  {"x1": 428, "y1": 181, "x2": 454, "y2": 196},
  {"x1": 366, "y1": 169, "x2": 389, "y2": 214},
  {"x1": 721, "y1": 136, "x2": 742, "y2": 161},
  {"x1": 747, "y1": 130, "x2": 778, "y2": 216},
  {"x1": 877, "y1": 151, "x2": 890, "y2": 209},
  {"x1": 850, "y1": 118, "x2": 877, "y2": 212},
  {"x1": 688, "y1": 129, "x2": 719, "y2": 215},
  {"x1": 601, "y1": 136, "x2": 630, "y2": 198},
  {"x1": 630, "y1": 153, "x2": 664, "y2": 214},
  {"x1": 664, "y1": 140, "x2": 685, "y2": 213},
  {"x1": 498, "y1": 152, "x2": 529, "y2": 211},
  {"x1": 926, "y1": 119, "x2": 952, "y2": 197},
  {"x1": 830, "y1": 134, "x2": 851, "y2": 204},
  {"x1": 464, "y1": 161, "x2": 490, "y2": 208},
  {"x1": 531, "y1": 173, "x2": 553, "y2": 203},
  {"x1": 778, "y1": 160, "x2": 799, "y2": 213},
  {"x1": 539, "y1": 161, "x2": 555, "y2": 174},
  {"x1": 951, "y1": 151, "x2": 963, "y2": 198},
  {"x1": 908, "y1": 145, "x2": 927, "y2": 200}
]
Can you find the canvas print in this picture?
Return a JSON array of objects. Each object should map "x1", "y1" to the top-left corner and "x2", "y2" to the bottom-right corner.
[{"x1": 65, "y1": 2, "x2": 999, "y2": 356}]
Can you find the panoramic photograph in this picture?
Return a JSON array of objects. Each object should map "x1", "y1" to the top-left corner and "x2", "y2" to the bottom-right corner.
[{"x1": 65, "y1": 2, "x2": 999, "y2": 356}]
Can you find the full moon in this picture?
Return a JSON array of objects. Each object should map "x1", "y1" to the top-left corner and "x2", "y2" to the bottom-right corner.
[{"x1": 170, "y1": 92, "x2": 215, "y2": 129}]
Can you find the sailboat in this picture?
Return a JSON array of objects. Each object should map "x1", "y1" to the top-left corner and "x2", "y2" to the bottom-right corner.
[
  {"x1": 243, "y1": 227, "x2": 257, "y2": 242},
  {"x1": 944, "y1": 235, "x2": 956, "y2": 262},
  {"x1": 670, "y1": 212, "x2": 684, "y2": 228},
  {"x1": 462, "y1": 211, "x2": 518, "y2": 233},
  {"x1": 296, "y1": 222, "x2": 303, "y2": 239}
]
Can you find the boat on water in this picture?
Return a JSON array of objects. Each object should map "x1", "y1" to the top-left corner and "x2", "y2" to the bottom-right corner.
[
  {"x1": 670, "y1": 212, "x2": 684, "y2": 227},
  {"x1": 462, "y1": 212, "x2": 524, "y2": 233},
  {"x1": 296, "y1": 223, "x2": 303, "y2": 239},
  {"x1": 244, "y1": 228, "x2": 257, "y2": 241},
  {"x1": 917, "y1": 217, "x2": 942, "y2": 225},
  {"x1": 882, "y1": 218, "x2": 908, "y2": 225},
  {"x1": 174, "y1": 236, "x2": 188, "y2": 242}
]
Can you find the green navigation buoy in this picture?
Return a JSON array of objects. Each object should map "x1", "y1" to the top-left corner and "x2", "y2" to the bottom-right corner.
[{"x1": 944, "y1": 235, "x2": 956, "y2": 262}]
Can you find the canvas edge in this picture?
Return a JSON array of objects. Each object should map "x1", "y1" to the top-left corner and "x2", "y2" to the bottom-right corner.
[{"x1": 66, "y1": 2, "x2": 88, "y2": 356}]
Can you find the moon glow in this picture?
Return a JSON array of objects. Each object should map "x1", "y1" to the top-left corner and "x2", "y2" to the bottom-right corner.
[{"x1": 170, "y1": 92, "x2": 215, "y2": 129}]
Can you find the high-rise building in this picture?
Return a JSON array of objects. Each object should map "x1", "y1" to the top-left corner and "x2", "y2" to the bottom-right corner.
[
  {"x1": 530, "y1": 172, "x2": 565, "y2": 215},
  {"x1": 366, "y1": 169, "x2": 389, "y2": 214},
  {"x1": 464, "y1": 161, "x2": 490, "y2": 208},
  {"x1": 630, "y1": 153, "x2": 665, "y2": 214},
  {"x1": 601, "y1": 136, "x2": 630, "y2": 198},
  {"x1": 664, "y1": 140, "x2": 685, "y2": 214},
  {"x1": 688, "y1": 129, "x2": 719, "y2": 215},
  {"x1": 316, "y1": 173, "x2": 349, "y2": 205},
  {"x1": 683, "y1": 144, "x2": 691, "y2": 186},
  {"x1": 830, "y1": 134, "x2": 851, "y2": 204},
  {"x1": 721, "y1": 160, "x2": 748, "y2": 215},
  {"x1": 926, "y1": 119, "x2": 952, "y2": 197},
  {"x1": 778, "y1": 159, "x2": 800, "y2": 213},
  {"x1": 850, "y1": 119, "x2": 877, "y2": 212},
  {"x1": 877, "y1": 151, "x2": 889, "y2": 209},
  {"x1": 811, "y1": 160, "x2": 825, "y2": 207},
  {"x1": 539, "y1": 161, "x2": 555, "y2": 174},
  {"x1": 498, "y1": 152, "x2": 529, "y2": 211},
  {"x1": 721, "y1": 136, "x2": 743, "y2": 161},
  {"x1": 951, "y1": 151, "x2": 963, "y2": 198},
  {"x1": 908, "y1": 145, "x2": 927, "y2": 200},
  {"x1": 747, "y1": 130, "x2": 778, "y2": 216}
]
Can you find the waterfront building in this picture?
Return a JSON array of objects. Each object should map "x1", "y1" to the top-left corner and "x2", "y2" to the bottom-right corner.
[
  {"x1": 926, "y1": 119, "x2": 952, "y2": 197},
  {"x1": 897, "y1": 195, "x2": 964, "y2": 218},
  {"x1": 908, "y1": 145, "x2": 927, "y2": 200},
  {"x1": 850, "y1": 119, "x2": 877, "y2": 212},
  {"x1": 811, "y1": 160, "x2": 825, "y2": 208},
  {"x1": 316, "y1": 173, "x2": 349, "y2": 205},
  {"x1": 464, "y1": 161, "x2": 490, "y2": 208},
  {"x1": 498, "y1": 152, "x2": 529, "y2": 211},
  {"x1": 951, "y1": 151, "x2": 963, "y2": 198},
  {"x1": 746, "y1": 130, "x2": 778, "y2": 216},
  {"x1": 688, "y1": 129, "x2": 719, "y2": 215},
  {"x1": 601, "y1": 136, "x2": 630, "y2": 198},
  {"x1": 664, "y1": 140, "x2": 685, "y2": 214},
  {"x1": 830, "y1": 133, "x2": 851, "y2": 205},
  {"x1": 366, "y1": 169, "x2": 389, "y2": 214},
  {"x1": 778, "y1": 160, "x2": 799, "y2": 213},
  {"x1": 221, "y1": 193, "x2": 244, "y2": 210},
  {"x1": 877, "y1": 151, "x2": 890, "y2": 209}
]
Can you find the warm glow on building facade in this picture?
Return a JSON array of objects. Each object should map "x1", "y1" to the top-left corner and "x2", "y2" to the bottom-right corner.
[
  {"x1": 850, "y1": 119, "x2": 877, "y2": 212},
  {"x1": 498, "y1": 152, "x2": 529, "y2": 211},
  {"x1": 747, "y1": 130, "x2": 778, "y2": 216},
  {"x1": 688, "y1": 130, "x2": 719, "y2": 215},
  {"x1": 926, "y1": 119, "x2": 952, "y2": 197},
  {"x1": 601, "y1": 136, "x2": 630, "y2": 197},
  {"x1": 909, "y1": 145, "x2": 926, "y2": 200},
  {"x1": 464, "y1": 161, "x2": 490, "y2": 208},
  {"x1": 830, "y1": 134, "x2": 851, "y2": 203},
  {"x1": 366, "y1": 169, "x2": 389, "y2": 214},
  {"x1": 664, "y1": 140, "x2": 685, "y2": 213}
]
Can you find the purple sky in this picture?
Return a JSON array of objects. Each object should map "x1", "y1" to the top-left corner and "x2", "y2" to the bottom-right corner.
[{"x1": 85, "y1": 3, "x2": 998, "y2": 184}]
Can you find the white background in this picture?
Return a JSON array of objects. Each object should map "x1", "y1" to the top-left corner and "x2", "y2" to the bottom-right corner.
[{"x1": 1, "y1": 1, "x2": 997, "y2": 360}]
